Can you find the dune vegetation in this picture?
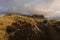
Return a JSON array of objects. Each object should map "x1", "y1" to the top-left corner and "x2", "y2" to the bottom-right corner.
[{"x1": 0, "y1": 14, "x2": 60, "y2": 40}]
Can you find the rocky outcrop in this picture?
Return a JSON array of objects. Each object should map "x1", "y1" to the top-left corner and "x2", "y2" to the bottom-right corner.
[{"x1": 0, "y1": 14, "x2": 60, "y2": 40}]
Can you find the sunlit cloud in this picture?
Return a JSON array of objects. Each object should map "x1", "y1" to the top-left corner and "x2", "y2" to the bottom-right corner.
[{"x1": 0, "y1": 0, "x2": 60, "y2": 19}]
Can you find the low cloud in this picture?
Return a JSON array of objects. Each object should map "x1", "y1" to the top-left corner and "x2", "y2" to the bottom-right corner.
[{"x1": 0, "y1": 0, "x2": 60, "y2": 19}]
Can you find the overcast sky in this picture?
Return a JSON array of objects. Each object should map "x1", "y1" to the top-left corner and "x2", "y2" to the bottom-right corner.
[{"x1": 0, "y1": 0, "x2": 60, "y2": 19}]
